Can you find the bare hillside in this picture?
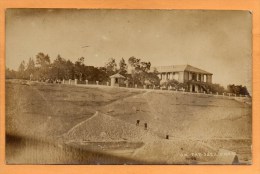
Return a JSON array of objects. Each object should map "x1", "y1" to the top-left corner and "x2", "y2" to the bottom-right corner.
[
  {"x1": 101, "y1": 90, "x2": 251, "y2": 139},
  {"x1": 6, "y1": 80, "x2": 252, "y2": 164}
]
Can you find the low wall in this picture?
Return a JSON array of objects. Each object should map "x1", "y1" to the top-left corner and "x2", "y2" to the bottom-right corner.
[{"x1": 43, "y1": 79, "x2": 250, "y2": 103}]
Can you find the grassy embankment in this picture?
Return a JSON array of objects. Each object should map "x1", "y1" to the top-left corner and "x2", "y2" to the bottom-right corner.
[{"x1": 6, "y1": 80, "x2": 252, "y2": 164}]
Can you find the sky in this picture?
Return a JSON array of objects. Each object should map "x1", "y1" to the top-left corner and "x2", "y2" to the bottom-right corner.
[{"x1": 5, "y1": 9, "x2": 252, "y2": 93}]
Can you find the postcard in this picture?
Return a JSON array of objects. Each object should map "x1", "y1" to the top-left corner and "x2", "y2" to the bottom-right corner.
[{"x1": 5, "y1": 9, "x2": 252, "y2": 165}]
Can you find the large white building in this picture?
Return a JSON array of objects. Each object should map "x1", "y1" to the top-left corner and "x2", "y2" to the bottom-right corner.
[{"x1": 150, "y1": 64, "x2": 213, "y2": 92}]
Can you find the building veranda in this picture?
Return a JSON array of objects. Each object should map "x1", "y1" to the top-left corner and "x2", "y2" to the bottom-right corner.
[{"x1": 151, "y1": 64, "x2": 213, "y2": 93}]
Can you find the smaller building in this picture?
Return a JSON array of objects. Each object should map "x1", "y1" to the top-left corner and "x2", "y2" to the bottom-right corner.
[{"x1": 110, "y1": 73, "x2": 126, "y2": 87}]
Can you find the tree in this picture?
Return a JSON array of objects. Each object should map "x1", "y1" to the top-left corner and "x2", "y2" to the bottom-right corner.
[
  {"x1": 227, "y1": 84, "x2": 250, "y2": 96},
  {"x1": 161, "y1": 79, "x2": 180, "y2": 88},
  {"x1": 6, "y1": 68, "x2": 17, "y2": 79},
  {"x1": 118, "y1": 58, "x2": 127, "y2": 75},
  {"x1": 18, "y1": 60, "x2": 26, "y2": 72},
  {"x1": 105, "y1": 58, "x2": 117, "y2": 76},
  {"x1": 18, "y1": 60, "x2": 26, "y2": 79},
  {"x1": 74, "y1": 57, "x2": 85, "y2": 81},
  {"x1": 51, "y1": 55, "x2": 67, "y2": 80},
  {"x1": 128, "y1": 56, "x2": 141, "y2": 69},
  {"x1": 143, "y1": 71, "x2": 160, "y2": 86},
  {"x1": 209, "y1": 83, "x2": 225, "y2": 94},
  {"x1": 25, "y1": 58, "x2": 36, "y2": 78},
  {"x1": 240, "y1": 86, "x2": 250, "y2": 96},
  {"x1": 35, "y1": 52, "x2": 51, "y2": 79},
  {"x1": 36, "y1": 52, "x2": 50, "y2": 67},
  {"x1": 127, "y1": 56, "x2": 152, "y2": 86},
  {"x1": 65, "y1": 60, "x2": 74, "y2": 80},
  {"x1": 83, "y1": 66, "x2": 92, "y2": 80},
  {"x1": 140, "y1": 61, "x2": 151, "y2": 72},
  {"x1": 96, "y1": 67, "x2": 109, "y2": 82},
  {"x1": 128, "y1": 57, "x2": 140, "y2": 85}
]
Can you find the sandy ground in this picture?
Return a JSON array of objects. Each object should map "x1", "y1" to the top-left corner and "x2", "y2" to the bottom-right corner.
[{"x1": 5, "y1": 79, "x2": 252, "y2": 164}]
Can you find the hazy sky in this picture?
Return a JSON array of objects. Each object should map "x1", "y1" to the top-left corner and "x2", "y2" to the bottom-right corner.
[{"x1": 6, "y1": 9, "x2": 252, "y2": 92}]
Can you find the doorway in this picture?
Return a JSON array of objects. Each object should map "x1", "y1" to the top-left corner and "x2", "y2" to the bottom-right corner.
[{"x1": 192, "y1": 85, "x2": 195, "y2": 92}]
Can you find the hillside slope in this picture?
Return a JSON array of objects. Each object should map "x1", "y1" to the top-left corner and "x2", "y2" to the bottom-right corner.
[
  {"x1": 6, "y1": 80, "x2": 252, "y2": 164},
  {"x1": 101, "y1": 91, "x2": 251, "y2": 139},
  {"x1": 64, "y1": 111, "x2": 157, "y2": 142}
]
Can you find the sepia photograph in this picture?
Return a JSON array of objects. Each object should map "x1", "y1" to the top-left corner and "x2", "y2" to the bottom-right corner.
[{"x1": 5, "y1": 9, "x2": 252, "y2": 165}]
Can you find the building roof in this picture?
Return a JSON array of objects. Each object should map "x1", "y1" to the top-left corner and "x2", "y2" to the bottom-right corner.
[
  {"x1": 150, "y1": 64, "x2": 212, "y2": 75},
  {"x1": 110, "y1": 73, "x2": 126, "y2": 79}
]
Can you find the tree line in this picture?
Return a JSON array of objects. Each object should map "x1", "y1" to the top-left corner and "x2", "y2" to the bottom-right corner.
[
  {"x1": 6, "y1": 52, "x2": 160, "y2": 87},
  {"x1": 227, "y1": 84, "x2": 250, "y2": 96},
  {"x1": 5, "y1": 52, "x2": 250, "y2": 95}
]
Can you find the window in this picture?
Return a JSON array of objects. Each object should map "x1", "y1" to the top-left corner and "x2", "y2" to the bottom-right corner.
[{"x1": 192, "y1": 73, "x2": 196, "y2": 80}]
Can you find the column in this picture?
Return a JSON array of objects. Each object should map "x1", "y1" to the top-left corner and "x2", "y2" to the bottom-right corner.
[
  {"x1": 195, "y1": 85, "x2": 198, "y2": 92},
  {"x1": 209, "y1": 75, "x2": 212, "y2": 83},
  {"x1": 206, "y1": 75, "x2": 212, "y2": 83}
]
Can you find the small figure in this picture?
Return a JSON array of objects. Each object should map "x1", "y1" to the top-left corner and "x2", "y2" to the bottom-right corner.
[
  {"x1": 136, "y1": 120, "x2": 140, "y2": 126},
  {"x1": 144, "y1": 123, "x2": 148, "y2": 130},
  {"x1": 29, "y1": 73, "x2": 33, "y2": 81},
  {"x1": 166, "y1": 135, "x2": 169, "y2": 139}
]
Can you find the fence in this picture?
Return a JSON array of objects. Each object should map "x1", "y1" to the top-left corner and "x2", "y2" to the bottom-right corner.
[{"x1": 60, "y1": 79, "x2": 250, "y2": 99}]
